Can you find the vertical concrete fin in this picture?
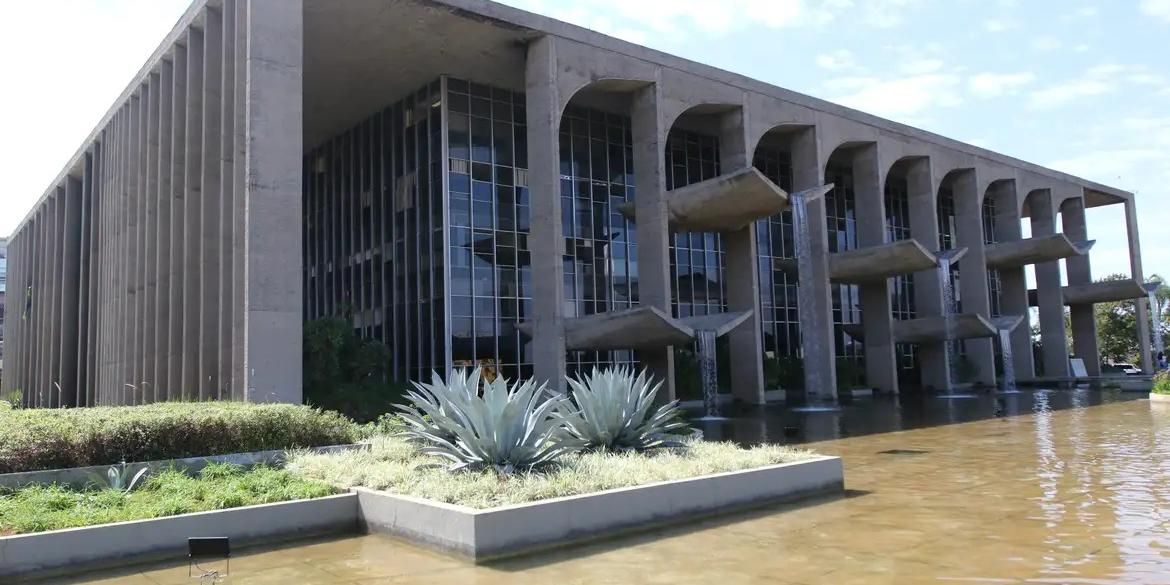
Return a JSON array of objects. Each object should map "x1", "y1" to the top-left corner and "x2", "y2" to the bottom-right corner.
[
  {"x1": 201, "y1": 6, "x2": 224, "y2": 400},
  {"x1": 156, "y1": 58, "x2": 174, "y2": 398},
  {"x1": 183, "y1": 27, "x2": 204, "y2": 400},
  {"x1": 169, "y1": 43, "x2": 189, "y2": 400}
]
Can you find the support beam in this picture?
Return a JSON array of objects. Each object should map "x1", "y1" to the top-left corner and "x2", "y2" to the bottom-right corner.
[
  {"x1": 1029, "y1": 190, "x2": 1071, "y2": 378},
  {"x1": 853, "y1": 145, "x2": 898, "y2": 394},
  {"x1": 1062, "y1": 196, "x2": 1099, "y2": 376},
  {"x1": 953, "y1": 170, "x2": 995, "y2": 385}
]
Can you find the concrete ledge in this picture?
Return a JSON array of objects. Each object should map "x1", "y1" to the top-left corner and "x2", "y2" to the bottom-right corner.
[
  {"x1": 0, "y1": 444, "x2": 365, "y2": 490},
  {"x1": 0, "y1": 493, "x2": 359, "y2": 581},
  {"x1": 357, "y1": 455, "x2": 844, "y2": 561}
]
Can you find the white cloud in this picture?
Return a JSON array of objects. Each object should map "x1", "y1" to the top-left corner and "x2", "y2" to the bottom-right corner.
[
  {"x1": 900, "y1": 58, "x2": 944, "y2": 75},
  {"x1": 1028, "y1": 79, "x2": 1110, "y2": 108},
  {"x1": 826, "y1": 73, "x2": 963, "y2": 119},
  {"x1": 983, "y1": 18, "x2": 1018, "y2": 32},
  {"x1": 1028, "y1": 64, "x2": 1166, "y2": 109},
  {"x1": 1061, "y1": 5, "x2": 1099, "y2": 20},
  {"x1": 816, "y1": 49, "x2": 856, "y2": 71},
  {"x1": 968, "y1": 72, "x2": 1036, "y2": 98},
  {"x1": 1031, "y1": 36, "x2": 1063, "y2": 51},
  {"x1": 1141, "y1": 0, "x2": 1170, "y2": 22}
]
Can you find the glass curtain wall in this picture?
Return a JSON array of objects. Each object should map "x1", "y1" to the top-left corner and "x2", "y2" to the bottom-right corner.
[
  {"x1": 824, "y1": 162, "x2": 865, "y2": 382},
  {"x1": 885, "y1": 177, "x2": 919, "y2": 382},
  {"x1": 303, "y1": 80, "x2": 446, "y2": 383},
  {"x1": 982, "y1": 196, "x2": 1003, "y2": 317},
  {"x1": 558, "y1": 104, "x2": 639, "y2": 376},
  {"x1": 666, "y1": 129, "x2": 725, "y2": 319},
  {"x1": 937, "y1": 186, "x2": 965, "y2": 359},
  {"x1": 752, "y1": 147, "x2": 802, "y2": 377}
]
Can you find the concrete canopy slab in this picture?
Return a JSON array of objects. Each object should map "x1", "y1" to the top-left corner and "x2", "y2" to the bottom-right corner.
[
  {"x1": 984, "y1": 234, "x2": 1094, "y2": 269},
  {"x1": 618, "y1": 167, "x2": 788, "y2": 233},
  {"x1": 677, "y1": 310, "x2": 752, "y2": 336},
  {"x1": 827, "y1": 239, "x2": 939, "y2": 283},
  {"x1": 1062, "y1": 279, "x2": 1148, "y2": 305},
  {"x1": 845, "y1": 313, "x2": 1000, "y2": 343},
  {"x1": 516, "y1": 306, "x2": 695, "y2": 351}
]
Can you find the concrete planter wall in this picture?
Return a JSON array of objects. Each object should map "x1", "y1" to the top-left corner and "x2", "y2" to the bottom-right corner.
[
  {"x1": 0, "y1": 494, "x2": 359, "y2": 581},
  {"x1": 0, "y1": 444, "x2": 364, "y2": 490},
  {"x1": 1149, "y1": 393, "x2": 1170, "y2": 402},
  {"x1": 358, "y1": 455, "x2": 844, "y2": 561},
  {"x1": 0, "y1": 455, "x2": 844, "y2": 578}
]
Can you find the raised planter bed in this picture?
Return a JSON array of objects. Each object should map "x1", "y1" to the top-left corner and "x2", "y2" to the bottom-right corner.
[
  {"x1": 0, "y1": 444, "x2": 364, "y2": 490},
  {"x1": 0, "y1": 493, "x2": 358, "y2": 581},
  {"x1": 356, "y1": 455, "x2": 844, "y2": 561}
]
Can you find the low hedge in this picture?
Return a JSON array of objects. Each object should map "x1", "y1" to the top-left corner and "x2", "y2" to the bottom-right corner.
[{"x1": 0, "y1": 402, "x2": 359, "y2": 474}]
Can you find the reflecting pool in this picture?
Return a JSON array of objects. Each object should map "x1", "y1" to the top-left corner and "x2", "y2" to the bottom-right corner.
[{"x1": 67, "y1": 389, "x2": 1170, "y2": 584}]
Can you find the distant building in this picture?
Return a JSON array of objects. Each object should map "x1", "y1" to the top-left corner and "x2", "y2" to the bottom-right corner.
[{"x1": 0, "y1": 0, "x2": 1155, "y2": 407}]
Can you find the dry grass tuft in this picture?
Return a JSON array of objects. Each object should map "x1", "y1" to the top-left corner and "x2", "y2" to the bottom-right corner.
[{"x1": 286, "y1": 436, "x2": 816, "y2": 509}]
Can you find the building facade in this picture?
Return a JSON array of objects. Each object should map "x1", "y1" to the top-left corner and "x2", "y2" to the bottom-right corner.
[{"x1": 1, "y1": 0, "x2": 1155, "y2": 407}]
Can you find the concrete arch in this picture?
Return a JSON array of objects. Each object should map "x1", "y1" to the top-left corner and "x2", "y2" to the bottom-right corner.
[
  {"x1": 748, "y1": 122, "x2": 813, "y2": 161},
  {"x1": 558, "y1": 77, "x2": 652, "y2": 120}
]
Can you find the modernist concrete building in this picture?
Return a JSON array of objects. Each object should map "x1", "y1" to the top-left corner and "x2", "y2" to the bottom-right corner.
[{"x1": 1, "y1": 0, "x2": 1156, "y2": 407}]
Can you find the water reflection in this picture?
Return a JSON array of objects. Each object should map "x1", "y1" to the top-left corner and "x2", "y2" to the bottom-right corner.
[{"x1": 73, "y1": 390, "x2": 1170, "y2": 585}]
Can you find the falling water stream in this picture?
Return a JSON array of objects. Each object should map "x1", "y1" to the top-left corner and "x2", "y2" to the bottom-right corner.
[
  {"x1": 998, "y1": 328, "x2": 1020, "y2": 394},
  {"x1": 936, "y1": 251, "x2": 975, "y2": 399},
  {"x1": 789, "y1": 191, "x2": 839, "y2": 411},
  {"x1": 695, "y1": 329, "x2": 725, "y2": 420},
  {"x1": 1149, "y1": 290, "x2": 1164, "y2": 364}
]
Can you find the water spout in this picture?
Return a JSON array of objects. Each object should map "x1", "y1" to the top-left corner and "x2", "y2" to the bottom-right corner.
[
  {"x1": 791, "y1": 188, "x2": 838, "y2": 410},
  {"x1": 997, "y1": 328, "x2": 1022, "y2": 394},
  {"x1": 1149, "y1": 289, "x2": 1164, "y2": 364},
  {"x1": 935, "y1": 249, "x2": 975, "y2": 399},
  {"x1": 695, "y1": 329, "x2": 725, "y2": 420}
]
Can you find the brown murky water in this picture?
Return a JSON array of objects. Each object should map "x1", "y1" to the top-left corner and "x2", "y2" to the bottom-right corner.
[{"x1": 66, "y1": 392, "x2": 1170, "y2": 584}]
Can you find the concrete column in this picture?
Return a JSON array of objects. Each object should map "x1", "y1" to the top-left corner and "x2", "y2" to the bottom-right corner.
[
  {"x1": 169, "y1": 43, "x2": 188, "y2": 399},
  {"x1": 991, "y1": 181, "x2": 1034, "y2": 379},
  {"x1": 522, "y1": 36, "x2": 566, "y2": 391},
  {"x1": 219, "y1": 0, "x2": 237, "y2": 398},
  {"x1": 48, "y1": 191, "x2": 64, "y2": 406},
  {"x1": 183, "y1": 27, "x2": 204, "y2": 400},
  {"x1": 853, "y1": 145, "x2": 898, "y2": 394},
  {"x1": 907, "y1": 160, "x2": 951, "y2": 390},
  {"x1": 632, "y1": 80, "x2": 676, "y2": 401},
  {"x1": 718, "y1": 107, "x2": 765, "y2": 404},
  {"x1": 144, "y1": 73, "x2": 160, "y2": 402},
  {"x1": 1029, "y1": 190, "x2": 1071, "y2": 378},
  {"x1": 230, "y1": 0, "x2": 248, "y2": 399},
  {"x1": 79, "y1": 152, "x2": 95, "y2": 406},
  {"x1": 242, "y1": 0, "x2": 303, "y2": 403},
  {"x1": 59, "y1": 178, "x2": 83, "y2": 407},
  {"x1": 1061, "y1": 196, "x2": 1099, "y2": 375},
  {"x1": 953, "y1": 170, "x2": 995, "y2": 384},
  {"x1": 155, "y1": 59, "x2": 174, "y2": 397},
  {"x1": 127, "y1": 93, "x2": 141, "y2": 403},
  {"x1": 201, "y1": 6, "x2": 224, "y2": 399},
  {"x1": 1124, "y1": 198, "x2": 1153, "y2": 373},
  {"x1": 790, "y1": 127, "x2": 838, "y2": 400}
]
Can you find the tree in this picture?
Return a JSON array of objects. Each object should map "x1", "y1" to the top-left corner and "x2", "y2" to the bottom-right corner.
[{"x1": 1094, "y1": 273, "x2": 1168, "y2": 364}]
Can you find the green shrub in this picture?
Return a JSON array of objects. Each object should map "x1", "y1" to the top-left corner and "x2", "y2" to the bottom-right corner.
[
  {"x1": 1153, "y1": 370, "x2": 1170, "y2": 395},
  {"x1": 0, "y1": 402, "x2": 359, "y2": 474},
  {"x1": 0, "y1": 463, "x2": 337, "y2": 534},
  {"x1": 303, "y1": 317, "x2": 410, "y2": 422}
]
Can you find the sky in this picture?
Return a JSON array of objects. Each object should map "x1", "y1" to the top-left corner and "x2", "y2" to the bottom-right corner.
[{"x1": 1, "y1": 0, "x2": 1167, "y2": 283}]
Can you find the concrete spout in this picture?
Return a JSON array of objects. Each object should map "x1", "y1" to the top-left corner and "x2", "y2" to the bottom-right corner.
[
  {"x1": 618, "y1": 167, "x2": 788, "y2": 233},
  {"x1": 985, "y1": 234, "x2": 1094, "y2": 269}
]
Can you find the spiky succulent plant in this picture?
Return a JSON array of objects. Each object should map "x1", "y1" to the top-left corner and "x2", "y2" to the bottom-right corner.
[
  {"x1": 559, "y1": 366, "x2": 690, "y2": 452},
  {"x1": 395, "y1": 368, "x2": 576, "y2": 474}
]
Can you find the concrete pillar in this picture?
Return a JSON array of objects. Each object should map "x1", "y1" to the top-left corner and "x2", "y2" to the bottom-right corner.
[
  {"x1": 991, "y1": 181, "x2": 1034, "y2": 379},
  {"x1": 242, "y1": 0, "x2": 303, "y2": 403},
  {"x1": 230, "y1": 0, "x2": 248, "y2": 399},
  {"x1": 1029, "y1": 189, "x2": 1071, "y2": 378},
  {"x1": 907, "y1": 160, "x2": 951, "y2": 390},
  {"x1": 1124, "y1": 198, "x2": 1153, "y2": 373},
  {"x1": 78, "y1": 152, "x2": 95, "y2": 406},
  {"x1": 144, "y1": 73, "x2": 160, "y2": 402},
  {"x1": 183, "y1": 27, "x2": 204, "y2": 400},
  {"x1": 632, "y1": 80, "x2": 677, "y2": 400},
  {"x1": 718, "y1": 107, "x2": 766, "y2": 404},
  {"x1": 59, "y1": 178, "x2": 83, "y2": 407},
  {"x1": 169, "y1": 43, "x2": 188, "y2": 399},
  {"x1": 155, "y1": 59, "x2": 174, "y2": 398},
  {"x1": 219, "y1": 0, "x2": 238, "y2": 398},
  {"x1": 853, "y1": 144, "x2": 898, "y2": 394},
  {"x1": 1061, "y1": 196, "x2": 1099, "y2": 376},
  {"x1": 790, "y1": 127, "x2": 838, "y2": 400},
  {"x1": 522, "y1": 36, "x2": 567, "y2": 392},
  {"x1": 127, "y1": 93, "x2": 141, "y2": 403},
  {"x1": 201, "y1": 6, "x2": 224, "y2": 399},
  {"x1": 953, "y1": 170, "x2": 995, "y2": 384}
]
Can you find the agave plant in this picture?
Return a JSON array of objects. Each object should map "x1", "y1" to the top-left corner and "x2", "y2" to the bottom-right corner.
[
  {"x1": 90, "y1": 461, "x2": 150, "y2": 492},
  {"x1": 395, "y1": 368, "x2": 575, "y2": 475},
  {"x1": 560, "y1": 366, "x2": 690, "y2": 452}
]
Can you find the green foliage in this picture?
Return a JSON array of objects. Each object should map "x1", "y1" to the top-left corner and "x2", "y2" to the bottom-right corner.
[
  {"x1": 396, "y1": 369, "x2": 574, "y2": 474},
  {"x1": 1153, "y1": 370, "x2": 1170, "y2": 395},
  {"x1": 835, "y1": 358, "x2": 864, "y2": 391},
  {"x1": 0, "y1": 463, "x2": 337, "y2": 534},
  {"x1": 1095, "y1": 273, "x2": 1169, "y2": 365},
  {"x1": 763, "y1": 356, "x2": 804, "y2": 390},
  {"x1": 0, "y1": 402, "x2": 358, "y2": 474},
  {"x1": 89, "y1": 463, "x2": 150, "y2": 493},
  {"x1": 672, "y1": 337, "x2": 731, "y2": 401},
  {"x1": 560, "y1": 367, "x2": 689, "y2": 452},
  {"x1": 303, "y1": 317, "x2": 409, "y2": 422}
]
